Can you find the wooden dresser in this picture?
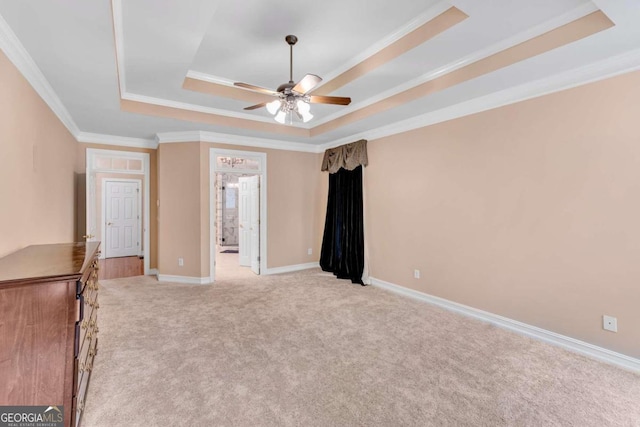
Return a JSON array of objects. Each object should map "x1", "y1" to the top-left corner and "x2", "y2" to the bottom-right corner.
[{"x1": 0, "y1": 242, "x2": 101, "y2": 427}]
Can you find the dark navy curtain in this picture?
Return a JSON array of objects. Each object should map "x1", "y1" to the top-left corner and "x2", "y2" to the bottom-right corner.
[{"x1": 320, "y1": 165, "x2": 364, "y2": 285}]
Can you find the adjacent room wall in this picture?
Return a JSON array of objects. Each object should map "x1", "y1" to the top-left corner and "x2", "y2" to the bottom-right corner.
[
  {"x1": 0, "y1": 50, "x2": 77, "y2": 257},
  {"x1": 365, "y1": 70, "x2": 640, "y2": 358},
  {"x1": 157, "y1": 141, "x2": 322, "y2": 278}
]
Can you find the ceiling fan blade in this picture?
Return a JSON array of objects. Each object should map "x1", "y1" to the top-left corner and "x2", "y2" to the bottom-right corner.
[
  {"x1": 244, "y1": 102, "x2": 268, "y2": 111},
  {"x1": 309, "y1": 95, "x2": 351, "y2": 106},
  {"x1": 293, "y1": 74, "x2": 322, "y2": 94},
  {"x1": 234, "y1": 82, "x2": 279, "y2": 96}
]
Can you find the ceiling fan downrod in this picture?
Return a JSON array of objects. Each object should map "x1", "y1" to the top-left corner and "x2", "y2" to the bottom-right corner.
[{"x1": 285, "y1": 34, "x2": 297, "y2": 84}]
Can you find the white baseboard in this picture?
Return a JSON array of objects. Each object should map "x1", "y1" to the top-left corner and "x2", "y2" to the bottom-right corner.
[
  {"x1": 157, "y1": 274, "x2": 211, "y2": 285},
  {"x1": 147, "y1": 268, "x2": 158, "y2": 276},
  {"x1": 370, "y1": 277, "x2": 640, "y2": 373},
  {"x1": 264, "y1": 262, "x2": 319, "y2": 275}
]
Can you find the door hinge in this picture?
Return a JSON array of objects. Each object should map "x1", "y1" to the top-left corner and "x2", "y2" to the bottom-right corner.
[
  {"x1": 137, "y1": 188, "x2": 140, "y2": 193},
  {"x1": 257, "y1": 256, "x2": 260, "y2": 261}
]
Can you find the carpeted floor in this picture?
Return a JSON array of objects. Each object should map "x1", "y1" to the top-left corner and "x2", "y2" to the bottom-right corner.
[{"x1": 83, "y1": 266, "x2": 640, "y2": 426}]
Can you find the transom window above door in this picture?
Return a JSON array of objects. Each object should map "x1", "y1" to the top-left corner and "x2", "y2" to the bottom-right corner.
[{"x1": 216, "y1": 156, "x2": 260, "y2": 171}]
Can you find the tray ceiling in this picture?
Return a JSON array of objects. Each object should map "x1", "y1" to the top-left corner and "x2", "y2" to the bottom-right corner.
[{"x1": 1, "y1": 0, "x2": 639, "y2": 150}]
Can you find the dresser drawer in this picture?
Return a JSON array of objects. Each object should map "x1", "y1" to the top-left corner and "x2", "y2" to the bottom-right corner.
[
  {"x1": 82, "y1": 287, "x2": 99, "y2": 319},
  {"x1": 77, "y1": 305, "x2": 98, "y2": 360},
  {"x1": 74, "y1": 352, "x2": 93, "y2": 427},
  {"x1": 74, "y1": 252, "x2": 100, "y2": 427},
  {"x1": 75, "y1": 331, "x2": 97, "y2": 397}
]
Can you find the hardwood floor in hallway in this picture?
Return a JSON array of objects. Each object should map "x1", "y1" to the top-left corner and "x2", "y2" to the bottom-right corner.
[{"x1": 98, "y1": 256, "x2": 143, "y2": 280}]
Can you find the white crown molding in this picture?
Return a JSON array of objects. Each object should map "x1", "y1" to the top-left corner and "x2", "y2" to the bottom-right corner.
[
  {"x1": 77, "y1": 131, "x2": 158, "y2": 149},
  {"x1": 314, "y1": 0, "x2": 456, "y2": 90},
  {"x1": 156, "y1": 130, "x2": 321, "y2": 153},
  {"x1": 112, "y1": 0, "x2": 605, "y2": 143},
  {"x1": 185, "y1": 0, "x2": 454, "y2": 91},
  {"x1": 370, "y1": 277, "x2": 640, "y2": 373},
  {"x1": 185, "y1": 70, "x2": 235, "y2": 86},
  {"x1": 312, "y1": 2, "x2": 600, "y2": 127},
  {"x1": 0, "y1": 11, "x2": 80, "y2": 138},
  {"x1": 2, "y1": 0, "x2": 631, "y2": 159},
  {"x1": 111, "y1": 0, "x2": 126, "y2": 95},
  {"x1": 110, "y1": 0, "x2": 307, "y2": 129},
  {"x1": 155, "y1": 131, "x2": 201, "y2": 144},
  {"x1": 157, "y1": 274, "x2": 212, "y2": 285},
  {"x1": 264, "y1": 262, "x2": 319, "y2": 275},
  {"x1": 121, "y1": 92, "x2": 311, "y2": 128},
  {"x1": 320, "y1": 47, "x2": 640, "y2": 151}
]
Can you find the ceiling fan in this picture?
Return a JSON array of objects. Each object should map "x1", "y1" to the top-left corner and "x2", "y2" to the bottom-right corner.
[{"x1": 234, "y1": 35, "x2": 351, "y2": 124}]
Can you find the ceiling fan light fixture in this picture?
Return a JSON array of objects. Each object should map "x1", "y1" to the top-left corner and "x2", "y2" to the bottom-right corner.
[
  {"x1": 274, "y1": 110, "x2": 287, "y2": 124},
  {"x1": 266, "y1": 100, "x2": 281, "y2": 115},
  {"x1": 296, "y1": 99, "x2": 310, "y2": 114},
  {"x1": 296, "y1": 99, "x2": 313, "y2": 122},
  {"x1": 300, "y1": 110, "x2": 313, "y2": 123},
  {"x1": 235, "y1": 35, "x2": 351, "y2": 124}
]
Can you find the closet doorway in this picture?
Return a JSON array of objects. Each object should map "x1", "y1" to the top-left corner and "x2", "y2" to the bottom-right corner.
[{"x1": 210, "y1": 149, "x2": 266, "y2": 282}]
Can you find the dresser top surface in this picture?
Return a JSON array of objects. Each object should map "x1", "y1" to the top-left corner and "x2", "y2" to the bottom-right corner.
[{"x1": 0, "y1": 242, "x2": 100, "y2": 286}]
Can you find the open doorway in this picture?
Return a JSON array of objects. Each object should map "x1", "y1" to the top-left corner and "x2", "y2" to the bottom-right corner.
[
  {"x1": 214, "y1": 173, "x2": 260, "y2": 279},
  {"x1": 209, "y1": 148, "x2": 266, "y2": 283}
]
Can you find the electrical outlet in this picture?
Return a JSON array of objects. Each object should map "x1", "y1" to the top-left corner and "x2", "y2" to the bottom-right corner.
[
  {"x1": 603, "y1": 315, "x2": 617, "y2": 332},
  {"x1": 178, "y1": 258, "x2": 184, "y2": 267},
  {"x1": 414, "y1": 269, "x2": 420, "y2": 279},
  {"x1": 308, "y1": 248, "x2": 312, "y2": 255}
]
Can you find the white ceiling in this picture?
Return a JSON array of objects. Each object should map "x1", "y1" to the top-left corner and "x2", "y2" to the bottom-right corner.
[{"x1": 1, "y1": 0, "x2": 640, "y2": 149}]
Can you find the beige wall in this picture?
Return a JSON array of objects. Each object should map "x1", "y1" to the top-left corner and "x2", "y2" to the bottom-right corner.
[
  {"x1": 365, "y1": 70, "x2": 640, "y2": 358},
  {"x1": 0, "y1": 50, "x2": 77, "y2": 257},
  {"x1": 76, "y1": 143, "x2": 158, "y2": 268},
  {"x1": 157, "y1": 141, "x2": 322, "y2": 277},
  {"x1": 204, "y1": 142, "x2": 323, "y2": 274},
  {"x1": 158, "y1": 142, "x2": 204, "y2": 277}
]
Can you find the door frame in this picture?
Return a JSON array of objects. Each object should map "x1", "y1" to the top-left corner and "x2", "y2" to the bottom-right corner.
[
  {"x1": 237, "y1": 176, "x2": 252, "y2": 267},
  {"x1": 101, "y1": 178, "x2": 143, "y2": 259},
  {"x1": 209, "y1": 148, "x2": 267, "y2": 283},
  {"x1": 86, "y1": 148, "x2": 151, "y2": 275}
]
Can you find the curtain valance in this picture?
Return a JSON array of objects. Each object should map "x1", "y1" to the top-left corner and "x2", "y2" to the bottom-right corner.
[{"x1": 321, "y1": 139, "x2": 368, "y2": 174}]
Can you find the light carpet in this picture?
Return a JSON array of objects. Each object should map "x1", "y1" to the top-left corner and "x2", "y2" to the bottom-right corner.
[{"x1": 83, "y1": 268, "x2": 640, "y2": 426}]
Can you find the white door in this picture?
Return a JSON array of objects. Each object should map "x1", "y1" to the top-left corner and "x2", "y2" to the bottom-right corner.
[
  {"x1": 249, "y1": 175, "x2": 260, "y2": 275},
  {"x1": 238, "y1": 177, "x2": 251, "y2": 266},
  {"x1": 105, "y1": 181, "x2": 140, "y2": 258}
]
